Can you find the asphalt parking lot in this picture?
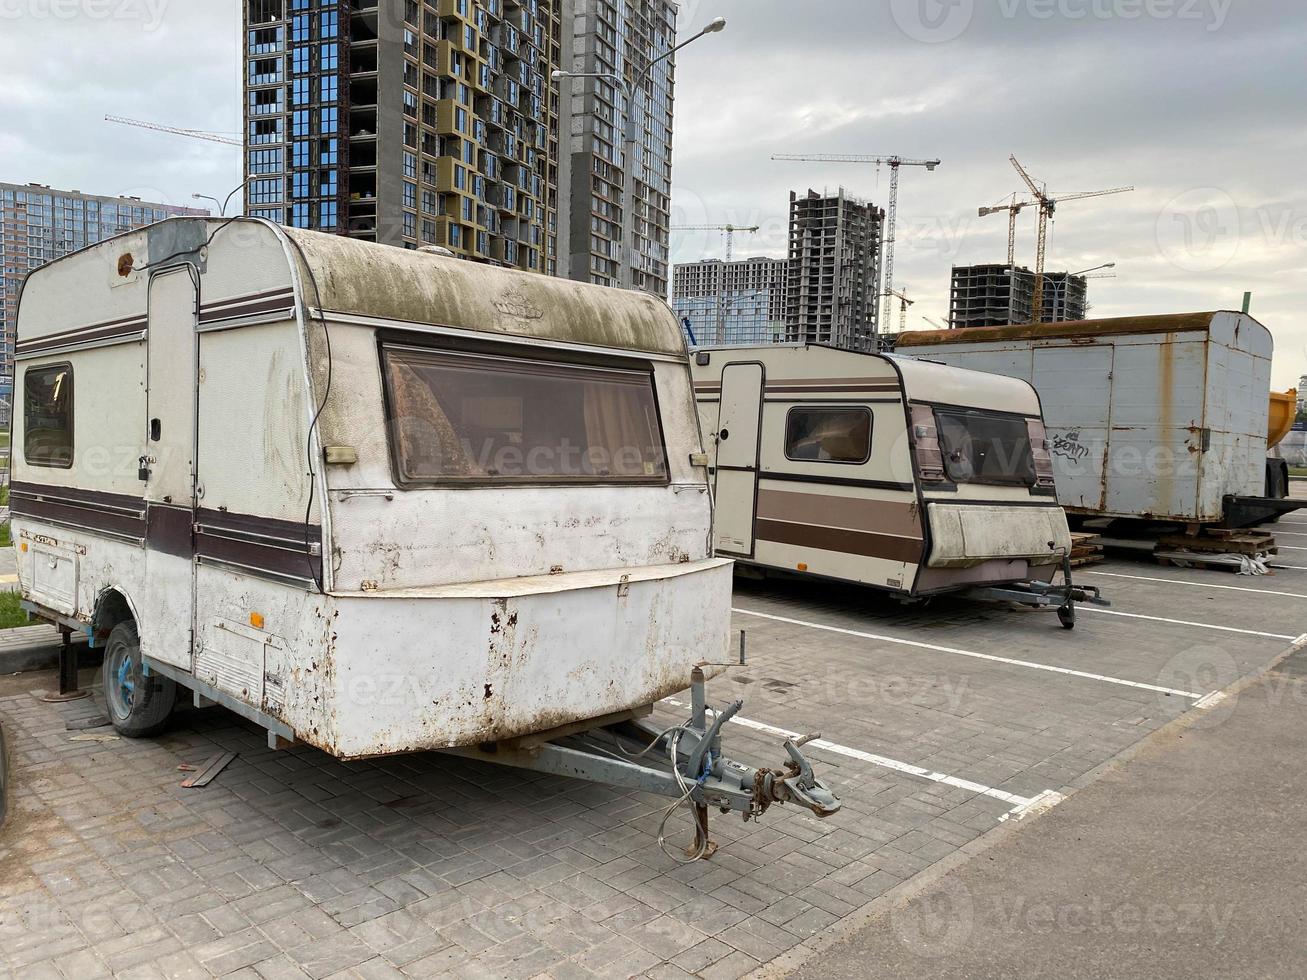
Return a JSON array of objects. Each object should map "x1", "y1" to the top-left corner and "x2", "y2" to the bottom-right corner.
[{"x1": 2, "y1": 510, "x2": 1306, "y2": 980}]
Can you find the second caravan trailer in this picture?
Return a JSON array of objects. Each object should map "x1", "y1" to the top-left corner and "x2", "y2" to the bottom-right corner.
[{"x1": 692, "y1": 344, "x2": 1105, "y2": 626}]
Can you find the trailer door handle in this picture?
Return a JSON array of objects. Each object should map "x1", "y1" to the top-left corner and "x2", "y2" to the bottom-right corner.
[{"x1": 150, "y1": 418, "x2": 162, "y2": 441}]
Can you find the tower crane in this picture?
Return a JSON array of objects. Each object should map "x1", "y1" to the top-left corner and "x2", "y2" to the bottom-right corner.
[
  {"x1": 772, "y1": 153, "x2": 941, "y2": 335},
  {"x1": 885, "y1": 287, "x2": 914, "y2": 334},
  {"x1": 977, "y1": 192, "x2": 1036, "y2": 267},
  {"x1": 670, "y1": 224, "x2": 760, "y2": 262},
  {"x1": 1007, "y1": 155, "x2": 1133, "y2": 323},
  {"x1": 105, "y1": 115, "x2": 241, "y2": 147}
]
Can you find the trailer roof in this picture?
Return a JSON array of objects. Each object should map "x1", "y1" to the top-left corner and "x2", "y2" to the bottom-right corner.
[
  {"x1": 282, "y1": 225, "x2": 687, "y2": 357},
  {"x1": 16, "y1": 218, "x2": 688, "y2": 359},
  {"x1": 896, "y1": 311, "x2": 1241, "y2": 347}
]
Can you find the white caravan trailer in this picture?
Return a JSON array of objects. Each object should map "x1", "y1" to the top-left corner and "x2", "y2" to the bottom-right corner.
[
  {"x1": 11, "y1": 218, "x2": 838, "y2": 844},
  {"x1": 692, "y1": 345, "x2": 1103, "y2": 627},
  {"x1": 896, "y1": 312, "x2": 1298, "y2": 527}
]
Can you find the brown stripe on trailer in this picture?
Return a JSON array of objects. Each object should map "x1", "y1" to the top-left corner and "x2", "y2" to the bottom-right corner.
[
  {"x1": 146, "y1": 504, "x2": 194, "y2": 559},
  {"x1": 18, "y1": 310, "x2": 149, "y2": 345},
  {"x1": 10, "y1": 482, "x2": 146, "y2": 538},
  {"x1": 15, "y1": 319, "x2": 147, "y2": 356},
  {"x1": 764, "y1": 384, "x2": 901, "y2": 394},
  {"x1": 199, "y1": 289, "x2": 297, "y2": 325},
  {"x1": 756, "y1": 488, "x2": 922, "y2": 538},
  {"x1": 194, "y1": 508, "x2": 322, "y2": 584},
  {"x1": 755, "y1": 518, "x2": 925, "y2": 564}
]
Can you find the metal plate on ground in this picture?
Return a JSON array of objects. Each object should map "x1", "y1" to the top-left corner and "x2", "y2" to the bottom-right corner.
[{"x1": 180, "y1": 750, "x2": 237, "y2": 788}]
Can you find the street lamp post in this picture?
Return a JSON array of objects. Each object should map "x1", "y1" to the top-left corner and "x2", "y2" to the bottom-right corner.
[
  {"x1": 192, "y1": 177, "x2": 253, "y2": 218},
  {"x1": 1050, "y1": 262, "x2": 1115, "y2": 321},
  {"x1": 553, "y1": 16, "x2": 725, "y2": 291}
]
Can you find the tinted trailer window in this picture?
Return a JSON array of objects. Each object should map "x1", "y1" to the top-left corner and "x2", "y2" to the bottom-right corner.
[
  {"x1": 382, "y1": 345, "x2": 669, "y2": 485},
  {"x1": 935, "y1": 408, "x2": 1036, "y2": 487}
]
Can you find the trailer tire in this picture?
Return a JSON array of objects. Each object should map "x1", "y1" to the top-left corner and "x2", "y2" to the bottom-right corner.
[
  {"x1": 102, "y1": 622, "x2": 176, "y2": 738},
  {"x1": 1057, "y1": 604, "x2": 1076, "y2": 630}
]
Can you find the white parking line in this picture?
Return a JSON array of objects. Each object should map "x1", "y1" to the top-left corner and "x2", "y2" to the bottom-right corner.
[
  {"x1": 1075, "y1": 606, "x2": 1297, "y2": 640},
  {"x1": 731, "y1": 607, "x2": 1206, "y2": 699},
  {"x1": 1269, "y1": 529, "x2": 1307, "y2": 537},
  {"x1": 1082, "y1": 569, "x2": 1307, "y2": 600},
  {"x1": 1279, "y1": 546, "x2": 1307, "y2": 552},
  {"x1": 662, "y1": 697, "x2": 1055, "y2": 813}
]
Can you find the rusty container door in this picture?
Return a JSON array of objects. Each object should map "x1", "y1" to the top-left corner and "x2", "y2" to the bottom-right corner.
[
  {"x1": 1033, "y1": 344, "x2": 1114, "y2": 512},
  {"x1": 713, "y1": 362, "x2": 764, "y2": 556}
]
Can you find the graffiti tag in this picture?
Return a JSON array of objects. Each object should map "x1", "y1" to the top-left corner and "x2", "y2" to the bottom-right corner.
[{"x1": 1052, "y1": 431, "x2": 1091, "y2": 462}]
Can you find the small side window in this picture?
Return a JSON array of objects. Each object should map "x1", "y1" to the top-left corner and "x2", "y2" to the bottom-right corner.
[
  {"x1": 784, "y1": 407, "x2": 872, "y2": 464},
  {"x1": 24, "y1": 363, "x2": 74, "y2": 468}
]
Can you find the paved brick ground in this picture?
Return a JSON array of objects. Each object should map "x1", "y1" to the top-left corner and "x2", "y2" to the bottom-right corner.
[{"x1": 1, "y1": 546, "x2": 1304, "y2": 979}]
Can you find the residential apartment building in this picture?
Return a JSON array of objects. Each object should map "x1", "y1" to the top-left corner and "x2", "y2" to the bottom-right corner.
[
  {"x1": 671, "y1": 256, "x2": 786, "y2": 346},
  {"x1": 0, "y1": 182, "x2": 207, "y2": 419},
  {"x1": 558, "y1": 0, "x2": 678, "y2": 296},
  {"x1": 949, "y1": 264, "x2": 1087, "y2": 328},
  {"x1": 243, "y1": 0, "x2": 561, "y2": 274},
  {"x1": 785, "y1": 189, "x2": 883, "y2": 350},
  {"x1": 242, "y1": 0, "x2": 680, "y2": 296}
]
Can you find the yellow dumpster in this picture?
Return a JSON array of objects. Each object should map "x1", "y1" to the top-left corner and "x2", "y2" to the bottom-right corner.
[{"x1": 1269, "y1": 389, "x2": 1297, "y2": 449}]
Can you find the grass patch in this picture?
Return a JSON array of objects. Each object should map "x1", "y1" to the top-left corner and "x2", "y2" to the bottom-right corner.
[
  {"x1": 0, "y1": 485, "x2": 7, "y2": 506},
  {"x1": 0, "y1": 592, "x2": 27, "y2": 631},
  {"x1": 0, "y1": 523, "x2": 8, "y2": 548},
  {"x1": 1291, "y1": 467, "x2": 1307, "y2": 478}
]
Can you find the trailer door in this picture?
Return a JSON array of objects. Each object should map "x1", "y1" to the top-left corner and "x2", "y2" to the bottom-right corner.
[
  {"x1": 713, "y1": 362, "x2": 764, "y2": 556},
  {"x1": 142, "y1": 267, "x2": 199, "y2": 670},
  {"x1": 1033, "y1": 344, "x2": 1114, "y2": 511}
]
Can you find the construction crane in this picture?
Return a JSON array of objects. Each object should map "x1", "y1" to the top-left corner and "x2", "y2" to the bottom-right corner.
[
  {"x1": 1007, "y1": 155, "x2": 1133, "y2": 323},
  {"x1": 105, "y1": 115, "x2": 241, "y2": 147},
  {"x1": 885, "y1": 287, "x2": 914, "y2": 333},
  {"x1": 670, "y1": 224, "x2": 760, "y2": 262},
  {"x1": 978, "y1": 193, "x2": 1036, "y2": 267},
  {"x1": 772, "y1": 153, "x2": 941, "y2": 335}
]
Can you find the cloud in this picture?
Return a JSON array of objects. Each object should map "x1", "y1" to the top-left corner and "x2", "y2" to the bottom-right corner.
[
  {"x1": 670, "y1": 0, "x2": 1307, "y2": 387},
  {"x1": 0, "y1": 1, "x2": 1301, "y2": 385}
]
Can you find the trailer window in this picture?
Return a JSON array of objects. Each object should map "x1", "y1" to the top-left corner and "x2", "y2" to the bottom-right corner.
[
  {"x1": 784, "y1": 408, "x2": 872, "y2": 464},
  {"x1": 934, "y1": 408, "x2": 1036, "y2": 487},
  {"x1": 382, "y1": 346, "x2": 668, "y2": 485},
  {"x1": 24, "y1": 364, "x2": 74, "y2": 468}
]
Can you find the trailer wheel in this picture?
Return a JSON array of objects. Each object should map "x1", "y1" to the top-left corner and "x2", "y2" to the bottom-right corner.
[
  {"x1": 102, "y1": 622, "x2": 176, "y2": 738},
  {"x1": 1057, "y1": 604, "x2": 1076, "y2": 630}
]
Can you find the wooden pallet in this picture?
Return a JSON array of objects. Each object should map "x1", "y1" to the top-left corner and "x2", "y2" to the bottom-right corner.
[
  {"x1": 1069, "y1": 531, "x2": 1105, "y2": 568},
  {"x1": 1155, "y1": 529, "x2": 1277, "y2": 557}
]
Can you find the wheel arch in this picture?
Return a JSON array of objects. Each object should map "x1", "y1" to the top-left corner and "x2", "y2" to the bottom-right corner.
[{"x1": 91, "y1": 587, "x2": 141, "y2": 643}]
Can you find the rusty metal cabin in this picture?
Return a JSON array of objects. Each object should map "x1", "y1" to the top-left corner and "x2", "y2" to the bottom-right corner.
[
  {"x1": 691, "y1": 345, "x2": 1088, "y2": 614},
  {"x1": 896, "y1": 312, "x2": 1276, "y2": 524}
]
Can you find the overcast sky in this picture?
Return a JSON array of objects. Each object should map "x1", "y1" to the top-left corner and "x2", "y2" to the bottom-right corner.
[{"x1": 1, "y1": 0, "x2": 1303, "y2": 386}]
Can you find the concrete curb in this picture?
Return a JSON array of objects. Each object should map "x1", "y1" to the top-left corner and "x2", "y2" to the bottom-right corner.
[
  {"x1": 753, "y1": 629, "x2": 1307, "y2": 980},
  {"x1": 0, "y1": 718, "x2": 9, "y2": 831},
  {"x1": 0, "y1": 624, "x2": 89, "y2": 676}
]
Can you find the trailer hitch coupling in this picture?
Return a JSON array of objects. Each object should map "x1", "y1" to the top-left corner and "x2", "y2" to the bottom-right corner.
[{"x1": 673, "y1": 670, "x2": 840, "y2": 822}]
